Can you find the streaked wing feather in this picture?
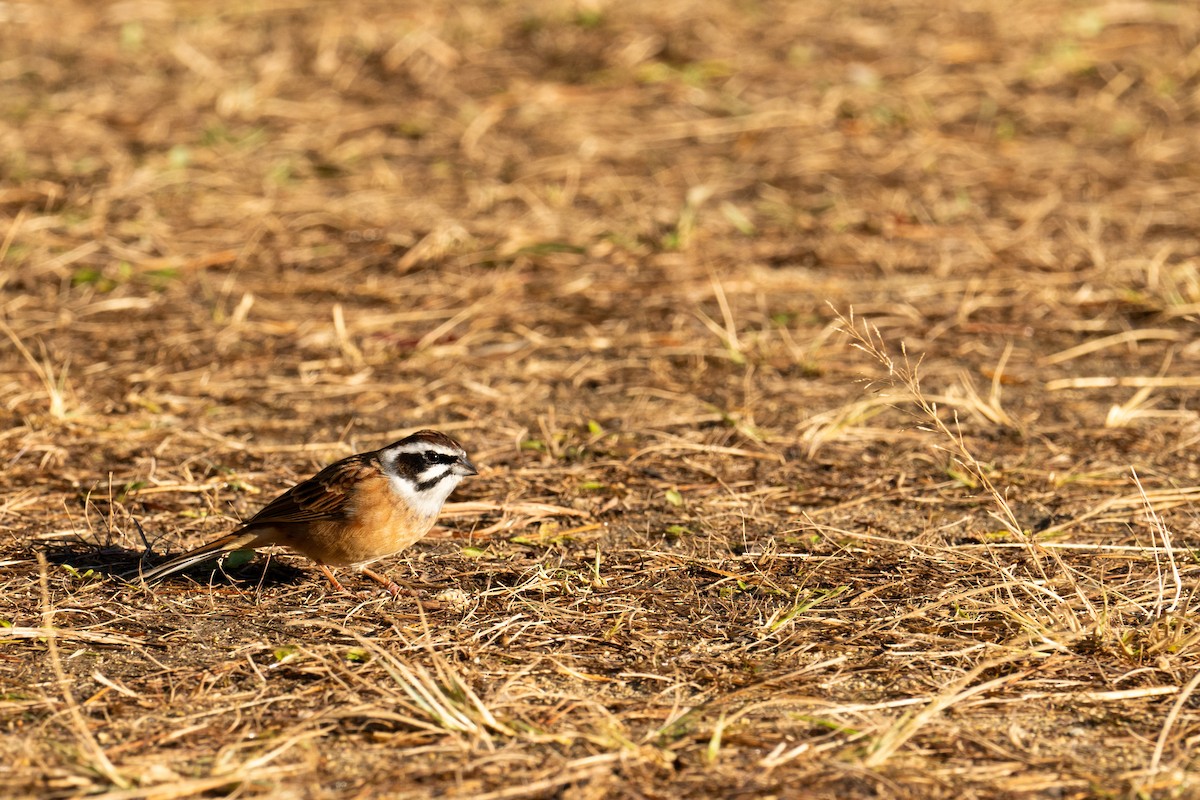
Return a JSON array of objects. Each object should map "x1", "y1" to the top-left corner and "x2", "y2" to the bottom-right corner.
[{"x1": 245, "y1": 455, "x2": 377, "y2": 525}]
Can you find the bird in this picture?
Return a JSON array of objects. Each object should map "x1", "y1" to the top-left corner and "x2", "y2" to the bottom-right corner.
[{"x1": 138, "y1": 430, "x2": 477, "y2": 594}]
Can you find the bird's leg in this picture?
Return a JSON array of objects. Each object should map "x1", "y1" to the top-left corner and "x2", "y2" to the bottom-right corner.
[
  {"x1": 317, "y1": 565, "x2": 349, "y2": 594},
  {"x1": 359, "y1": 567, "x2": 408, "y2": 597}
]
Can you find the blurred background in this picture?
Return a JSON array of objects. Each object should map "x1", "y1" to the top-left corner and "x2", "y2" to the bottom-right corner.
[
  {"x1": 4, "y1": 1, "x2": 1197, "y2": 463},
  {"x1": 3, "y1": 1, "x2": 1200, "y2": 796}
]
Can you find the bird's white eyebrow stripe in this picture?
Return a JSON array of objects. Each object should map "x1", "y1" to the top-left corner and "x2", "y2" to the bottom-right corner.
[{"x1": 388, "y1": 442, "x2": 462, "y2": 457}]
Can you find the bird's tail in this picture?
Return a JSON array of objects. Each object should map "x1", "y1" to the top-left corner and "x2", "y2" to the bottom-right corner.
[{"x1": 137, "y1": 530, "x2": 264, "y2": 582}]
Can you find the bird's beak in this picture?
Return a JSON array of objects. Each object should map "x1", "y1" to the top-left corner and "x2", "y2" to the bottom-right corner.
[{"x1": 456, "y1": 456, "x2": 479, "y2": 477}]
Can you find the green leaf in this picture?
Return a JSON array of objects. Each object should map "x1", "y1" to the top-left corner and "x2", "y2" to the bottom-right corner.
[
  {"x1": 665, "y1": 489, "x2": 683, "y2": 507},
  {"x1": 72, "y1": 267, "x2": 116, "y2": 291},
  {"x1": 145, "y1": 267, "x2": 179, "y2": 288},
  {"x1": 946, "y1": 465, "x2": 978, "y2": 489},
  {"x1": 62, "y1": 564, "x2": 98, "y2": 582},
  {"x1": 167, "y1": 145, "x2": 190, "y2": 169},
  {"x1": 224, "y1": 549, "x2": 255, "y2": 569},
  {"x1": 515, "y1": 241, "x2": 587, "y2": 256},
  {"x1": 119, "y1": 21, "x2": 144, "y2": 51},
  {"x1": 273, "y1": 645, "x2": 299, "y2": 663}
]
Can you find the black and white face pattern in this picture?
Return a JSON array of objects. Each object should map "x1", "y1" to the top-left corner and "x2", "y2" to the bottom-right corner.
[{"x1": 380, "y1": 431, "x2": 477, "y2": 517}]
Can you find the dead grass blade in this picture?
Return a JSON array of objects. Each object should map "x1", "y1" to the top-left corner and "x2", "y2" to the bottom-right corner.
[
  {"x1": 1040, "y1": 329, "x2": 1182, "y2": 365},
  {"x1": 1142, "y1": 668, "x2": 1200, "y2": 794},
  {"x1": 80, "y1": 765, "x2": 305, "y2": 800},
  {"x1": 0, "y1": 319, "x2": 73, "y2": 419},
  {"x1": 2, "y1": 626, "x2": 143, "y2": 647},
  {"x1": 1131, "y1": 469, "x2": 1182, "y2": 618},
  {"x1": 834, "y1": 308, "x2": 1029, "y2": 539},
  {"x1": 36, "y1": 552, "x2": 129, "y2": 789},
  {"x1": 290, "y1": 619, "x2": 516, "y2": 741},
  {"x1": 862, "y1": 648, "x2": 1039, "y2": 768}
]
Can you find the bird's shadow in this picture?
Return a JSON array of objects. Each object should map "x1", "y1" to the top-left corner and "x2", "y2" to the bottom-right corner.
[{"x1": 39, "y1": 542, "x2": 310, "y2": 589}]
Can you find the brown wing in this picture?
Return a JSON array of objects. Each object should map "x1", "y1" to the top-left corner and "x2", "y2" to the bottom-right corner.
[{"x1": 244, "y1": 454, "x2": 378, "y2": 525}]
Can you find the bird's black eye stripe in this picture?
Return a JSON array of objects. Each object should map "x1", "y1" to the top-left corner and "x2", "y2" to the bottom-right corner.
[{"x1": 423, "y1": 451, "x2": 457, "y2": 465}]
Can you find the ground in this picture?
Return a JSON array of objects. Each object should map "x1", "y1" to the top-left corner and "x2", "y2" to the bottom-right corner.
[{"x1": 2, "y1": 1, "x2": 1200, "y2": 798}]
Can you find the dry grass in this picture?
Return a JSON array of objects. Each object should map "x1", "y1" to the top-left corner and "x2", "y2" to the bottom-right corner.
[{"x1": 3, "y1": 0, "x2": 1200, "y2": 797}]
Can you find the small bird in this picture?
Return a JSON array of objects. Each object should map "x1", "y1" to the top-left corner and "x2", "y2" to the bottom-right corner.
[{"x1": 139, "y1": 430, "x2": 477, "y2": 594}]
